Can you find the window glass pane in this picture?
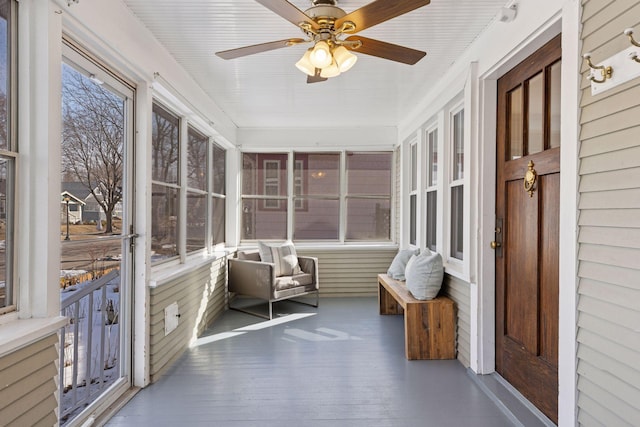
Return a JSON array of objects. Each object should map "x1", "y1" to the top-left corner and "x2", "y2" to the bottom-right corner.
[
  {"x1": 187, "y1": 127, "x2": 207, "y2": 191},
  {"x1": 151, "y1": 184, "x2": 178, "y2": 261},
  {"x1": 152, "y1": 104, "x2": 179, "y2": 184},
  {"x1": 508, "y1": 86, "x2": 523, "y2": 160},
  {"x1": 293, "y1": 198, "x2": 339, "y2": 240},
  {"x1": 212, "y1": 144, "x2": 225, "y2": 195},
  {"x1": 61, "y1": 63, "x2": 126, "y2": 237},
  {"x1": 294, "y1": 152, "x2": 339, "y2": 195},
  {"x1": 527, "y1": 72, "x2": 544, "y2": 155},
  {"x1": 410, "y1": 143, "x2": 417, "y2": 192},
  {"x1": 409, "y1": 194, "x2": 416, "y2": 245},
  {"x1": 0, "y1": 1, "x2": 9, "y2": 151},
  {"x1": 428, "y1": 129, "x2": 438, "y2": 187},
  {"x1": 450, "y1": 185, "x2": 463, "y2": 260},
  {"x1": 242, "y1": 153, "x2": 287, "y2": 196},
  {"x1": 549, "y1": 61, "x2": 562, "y2": 149},
  {"x1": 347, "y1": 152, "x2": 392, "y2": 195},
  {"x1": 346, "y1": 198, "x2": 390, "y2": 241},
  {"x1": 211, "y1": 196, "x2": 225, "y2": 245},
  {"x1": 0, "y1": 158, "x2": 10, "y2": 308},
  {"x1": 426, "y1": 191, "x2": 437, "y2": 251},
  {"x1": 452, "y1": 110, "x2": 464, "y2": 180},
  {"x1": 240, "y1": 198, "x2": 287, "y2": 240},
  {"x1": 186, "y1": 191, "x2": 206, "y2": 252}
]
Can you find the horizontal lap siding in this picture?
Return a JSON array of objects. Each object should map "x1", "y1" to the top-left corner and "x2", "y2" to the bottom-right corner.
[
  {"x1": 578, "y1": 1, "x2": 640, "y2": 425},
  {"x1": 296, "y1": 248, "x2": 397, "y2": 297},
  {"x1": 149, "y1": 257, "x2": 227, "y2": 382},
  {"x1": 441, "y1": 274, "x2": 470, "y2": 367},
  {"x1": 0, "y1": 334, "x2": 59, "y2": 426}
]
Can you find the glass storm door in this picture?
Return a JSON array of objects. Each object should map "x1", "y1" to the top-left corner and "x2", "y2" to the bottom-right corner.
[{"x1": 59, "y1": 42, "x2": 135, "y2": 425}]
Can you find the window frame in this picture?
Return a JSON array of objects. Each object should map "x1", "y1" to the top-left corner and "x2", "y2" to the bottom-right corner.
[
  {"x1": 408, "y1": 140, "x2": 418, "y2": 246},
  {"x1": 0, "y1": 0, "x2": 17, "y2": 315},
  {"x1": 150, "y1": 100, "x2": 227, "y2": 266},
  {"x1": 448, "y1": 106, "x2": 465, "y2": 262},
  {"x1": 425, "y1": 126, "x2": 438, "y2": 252},
  {"x1": 240, "y1": 149, "x2": 394, "y2": 244}
]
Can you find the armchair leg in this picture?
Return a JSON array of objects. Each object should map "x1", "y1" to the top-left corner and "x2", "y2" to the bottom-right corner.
[
  {"x1": 289, "y1": 290, "x2": 319, "y2": 308},
  {"x1": 228, "y1": 297, "x2": 273, "y2": 320}
]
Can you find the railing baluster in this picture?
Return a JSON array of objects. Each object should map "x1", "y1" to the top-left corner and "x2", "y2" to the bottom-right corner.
[
  {"x1": 71, "y1": 301, "x2": 80, "y2": 411},
  {"x1": 86, "y1": 291, "x2": 94, "y2": 401},
  {"x1": 100, "y1": 285, "x2": 107, "y2": 388}
]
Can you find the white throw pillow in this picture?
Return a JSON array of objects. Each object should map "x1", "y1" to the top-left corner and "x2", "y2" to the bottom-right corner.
[
  {"x1": 258, "y1": 241, "x2": 301, "y2": 277},
  {"x1": 387, "y1": 248, "x2": 420, "y2": 281},
  {"x1": 405, "y1": 249, "x2": 443, "y2": 300}
]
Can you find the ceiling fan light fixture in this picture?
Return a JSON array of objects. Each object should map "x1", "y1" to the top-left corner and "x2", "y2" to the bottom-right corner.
[
  {"x1": 320, "y1": 60, "x2": 341, "y2": 78},
  {"x1": 333, "y1": 45, "x2": 357, "y2": 72},
  {"x1": 295, "y1": 49, "x2": 316, "y2": 76},
  {"x1": 310, "y1": 41, "x2": 332, "y2": 68}
]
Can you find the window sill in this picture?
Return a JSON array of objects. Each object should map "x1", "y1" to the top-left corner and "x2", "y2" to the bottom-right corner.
[
  {"x1": 149, "y1": 249, "x2": 233, "y2": 288},
  {"x1": 0, "y1": 315, "x2": 68, "y2": 358}
]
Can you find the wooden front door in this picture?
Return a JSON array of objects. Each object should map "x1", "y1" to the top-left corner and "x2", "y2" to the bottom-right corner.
[{"x1": 495, "y1": 35, "x2": 561, "y2": 423}]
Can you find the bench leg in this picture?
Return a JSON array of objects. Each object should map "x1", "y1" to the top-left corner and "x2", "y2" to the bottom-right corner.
[
  {"x1": 404, "y1": 303, "x2": 456, "y2": 360},
  {"x1": 379, "y1": 282, "x2": 403, "y2": 315}
]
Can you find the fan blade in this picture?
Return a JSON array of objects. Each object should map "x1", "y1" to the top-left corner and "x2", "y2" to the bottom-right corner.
[
  {"x1": 345, "y1": 36, "x2": 426, "y2": 65},
  {"x1": 307, "y1": 68, "x2": 328, "y2": 84},
  {"x1": 255, "y1": 0, "x2": 320, "y2": 30},
  {"x1": 335, "y1": 0, "x2": 430, "y2": 33},
  {"x1": 216, "y1": 38, "x2": 306, "y2": 60}
]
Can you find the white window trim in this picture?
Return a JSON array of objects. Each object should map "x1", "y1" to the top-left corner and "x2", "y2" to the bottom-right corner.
[
  {"x1": 425, "y1": 126, "x2": 439, "y2": 252},
  {"x1": 409, "y1": 139, "x2": 418, "y2": 246}
]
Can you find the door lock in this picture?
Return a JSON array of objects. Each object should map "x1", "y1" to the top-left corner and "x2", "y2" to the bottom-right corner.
[{"x1": 490, "y1": 241, "x2": 501, "y2": 249}]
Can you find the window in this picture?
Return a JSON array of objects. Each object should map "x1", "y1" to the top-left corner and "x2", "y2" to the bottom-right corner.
[
  {"x1": 409, "y1": 142, "x2": 417, "y2": 245},
  {"x1": 211, "y1": 144, "x2": 226, "y2": 246},
  {"x1": 241, "y1": 153, "x2": 288, "y2": 240},
  {"x1": 345, "y1": 152, "x2": 392, "y2": 241},
  {"x1": 151, "y1": 102, "x2": 226, "y2": 262},
  {"x1": 0, "y1": 0, "x2": 15, "y2": 313},
  {"x1": 186, "y1": 126, "x2": 207, "y2": 252},
  {"x1": 241, "y1": 151, "x2": 392, "y2": 242},
  {"x1": 151, "y1": 103, "x2": 180, "y2": 261},
  {"x1": 293, "y1": 152, "x2": 339, "y2": 240},
  {"x1": 426, "y1": 128, "x2": 438, "y2": 251},
  {"x1": 450, "y1": 109, "x2": 464, "y2": 260}
]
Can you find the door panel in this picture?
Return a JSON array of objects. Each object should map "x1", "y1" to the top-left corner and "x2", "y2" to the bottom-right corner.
[
  {"x1": 495, "y1": 34, "x2": 561, "y2": 424},
  {"x1": 505, "y1": 179, "x2": 538, "y2": 352}
]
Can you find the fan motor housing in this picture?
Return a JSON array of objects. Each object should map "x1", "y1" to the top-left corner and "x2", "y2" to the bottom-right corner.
[{"x1": 305, "y1": 5, "x2": 346, "y2": 22}]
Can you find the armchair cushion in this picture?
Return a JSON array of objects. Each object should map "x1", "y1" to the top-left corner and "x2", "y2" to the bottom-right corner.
[{"x1": 258, "y1": 241, "x2": 301, "y2": 277}]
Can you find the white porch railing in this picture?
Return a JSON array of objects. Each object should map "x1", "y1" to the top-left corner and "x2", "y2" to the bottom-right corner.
[{"x1": 59, "y1": 269, "x2": 120, "y2": 425}]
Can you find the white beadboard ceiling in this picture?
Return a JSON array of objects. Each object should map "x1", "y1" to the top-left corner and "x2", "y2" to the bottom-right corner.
[{"x1": 123, "y1": 0, "x2": 507, "y2": 129}]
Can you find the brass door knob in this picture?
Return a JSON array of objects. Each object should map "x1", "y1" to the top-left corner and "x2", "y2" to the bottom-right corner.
[{"x1": 490, "y1": 241, "x2": 501, "y2": 250}]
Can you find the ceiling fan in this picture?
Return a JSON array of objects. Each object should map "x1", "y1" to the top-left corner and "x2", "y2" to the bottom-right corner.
[{"x1": 215, "y1": 0, "x2": 430, "y2": 83}]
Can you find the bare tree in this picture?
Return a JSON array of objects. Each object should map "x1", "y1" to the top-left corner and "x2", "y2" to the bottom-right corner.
[{"x1": 61, "y1": 66, "x2": 124, "y2": 234}]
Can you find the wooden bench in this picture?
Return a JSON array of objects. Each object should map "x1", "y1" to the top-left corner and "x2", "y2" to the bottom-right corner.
[{"x1": 378, "y1": 273, "x2": 456, "y2": 360}]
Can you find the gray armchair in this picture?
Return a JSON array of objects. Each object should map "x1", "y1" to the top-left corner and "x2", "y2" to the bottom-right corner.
[{"x1": 227, "y1": 249, "x2": 319, "y2": 319}]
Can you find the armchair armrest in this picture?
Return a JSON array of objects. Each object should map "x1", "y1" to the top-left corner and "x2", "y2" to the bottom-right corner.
[
  {"x1": 228, "y1": 258, "x2": 276, "y2": 300},
  {"x1": 297, "y1": 256, "x2": 319, "y2": 290}
]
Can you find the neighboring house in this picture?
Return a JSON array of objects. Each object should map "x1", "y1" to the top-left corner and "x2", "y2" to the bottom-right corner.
[
  {"x1": 59, "y1": 190, "x2": 85, "y2": 225},
  {"x1": 60, "y1": 181, "x2": 122, "y2": 224}
]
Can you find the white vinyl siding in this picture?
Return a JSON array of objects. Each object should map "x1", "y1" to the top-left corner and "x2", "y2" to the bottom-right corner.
[
  {"x1": 0, "y1": 334, "x2": 59, "y2": 426},
  {"x1": 149, "y1": 257, "x2": 227, "y2": 382},
  {"x1": 441, "y1": 274, "x2": 471, "y2": 367},
  {"x1": 296, "y1": 248, "x2": 397, "y2": 297},
  {"x1": 578, "y1": 0, "x2": 640, "y2": 425}
]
